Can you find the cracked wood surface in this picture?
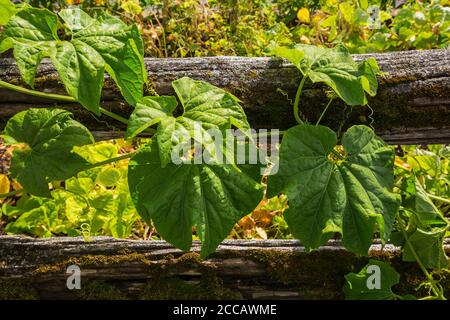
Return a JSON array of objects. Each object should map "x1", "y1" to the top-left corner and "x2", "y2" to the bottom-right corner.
[{"x1": 1, "y1": 49, "x2": 450, "y2": 144}]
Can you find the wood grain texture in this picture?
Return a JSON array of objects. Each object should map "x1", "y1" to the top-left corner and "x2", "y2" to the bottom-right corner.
[
  {"x1": 1, "y1": 236, "x2": 449, "y2": 300},
  {"x1": 1, "y1": 49, "x2": 450, "y2": 144}
]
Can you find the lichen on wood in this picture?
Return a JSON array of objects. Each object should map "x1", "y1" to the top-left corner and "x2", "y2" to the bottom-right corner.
[
  {"x1": 1, "y1": 49, "x2": 449, "y2": 144},
  {"x1": 1, "y1": 236, "x2": 449, "y2": 299}
]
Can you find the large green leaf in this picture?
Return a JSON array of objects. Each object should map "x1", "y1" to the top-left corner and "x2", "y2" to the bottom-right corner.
[
  {"x1": 0, "y1": 0, "x2": 17, "y2": 25},
  {"x1": 0, "y1": 7, "x2": 146, "y2": 114},
  {"x1": 3, "y1": 108, "x2": 94, "y2": 197},
  {"x1": 172, "y1": 77, "x2": 249, "y2": 131},
  {"x1": 403, "y1": 227, "x2": 449, "y2": 269},
  {"x1": 400, "y1": 177, "x2": 449, "y2": 269},
  {"x1": 59, "y1": 8, "x2": 146, "y2": 107},
  {"x1": 126, "y1": 77, "x2": 251, "y2": 167},
  {"x1": 0, "y1": 8, "x2": 58, "y2": 87},
  {"x1": 128, "y1": 140, "x2": 264, "y2": 258},
  {"x1": 267, "y1": 125, "x2": 399, "y2": 254},
  {"x1": 267, "y1": 44, "x2": 379, "y2": 105},
  {"x1": 344, "y1": 260, "x2": 414, "y2": 300}
]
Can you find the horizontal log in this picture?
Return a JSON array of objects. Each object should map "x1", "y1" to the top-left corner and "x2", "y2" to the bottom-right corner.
[
  {"x1": 0, "y1": 49, "x2": 449, "y2": 144},
  {"x1": 0, "y1": 236, "x2": 449, "y2": 300}
]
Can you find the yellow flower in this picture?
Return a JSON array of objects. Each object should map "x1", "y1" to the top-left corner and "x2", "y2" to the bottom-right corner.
[{"x1": 297, "y1": 8, "x2": 310, "y2": 24}]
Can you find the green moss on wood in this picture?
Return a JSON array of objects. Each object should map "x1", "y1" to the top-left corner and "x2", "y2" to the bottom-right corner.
[
  {"x1": 0, "y1": 279, "x2": 37, "y2": 300},
  {"x1": 34, "y1": 251, "x2": 151, "y2": 274},
  {"x1": 77, "y1": 280, "x2": 128, "y2": 300}
]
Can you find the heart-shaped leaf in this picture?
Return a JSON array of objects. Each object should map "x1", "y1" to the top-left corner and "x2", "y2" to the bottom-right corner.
[
  {"x1": 344, "y1": 260, "x2": 415, "y2": 300},
  {"x1": 3, "y1": 108, "x2": 94, "y2": 197},
  {"x1": 0, "y1": 7, "x2": 146, "y2": 114},
  {"x1": 267, "y1": 124, "x2": 399, "y2": 254},
  {"x1": 403, "y1": 227, "x2": 449, "y2": 269},
  {"x1": 126, "y1": 77, "x2": 251, "y2": 167},
  {"x1": 399, "y1": 178, "x2": 449, "y2": 269},
  {"x1": 267, "y1": 44, "x2": 379, "y2": 105},
  {"x1": 128, "y1": 139, "x2": 264, "y2": 258},
  {"x1": 59, "y1": 8, "x2": 146, "y2": 107}
]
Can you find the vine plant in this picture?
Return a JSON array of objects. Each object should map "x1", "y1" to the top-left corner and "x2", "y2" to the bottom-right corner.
[{"x1": 0, "y1": 3, "x2": 448, "y2": 300}]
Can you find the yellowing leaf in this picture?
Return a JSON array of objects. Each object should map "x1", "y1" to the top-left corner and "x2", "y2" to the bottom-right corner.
[
  {"x1": 121, "y1": 0, "x2": 142, "y2": 15},
  {"x1": 0, "y1": 174, "x2": 10, "y2": 194},
  {"x1": 312, "y1": 11, "x2": 327, "y2": 25},
  {"x1": 0, "y1": 0, "x2": 17, "y2": 26},
  {"x1": 297, "y1": 8, "x2": 310, "y2": 24},
  {"x1": 339, "y1": 2, "x2": 355, "y2": 23},
  {"x1": 394, "y1": 157, "x2": 412, "y2": 171},
  {"x1": 300, "y1": 35, "x2": 311, "y2": 44},
  {"x1": 255, "y1": 227, "x2": 268, "y2": 240}
]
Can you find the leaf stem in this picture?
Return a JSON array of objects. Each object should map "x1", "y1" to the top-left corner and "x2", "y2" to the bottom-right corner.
[
  {"x1": 0, "y1": 80, "x2": 128, "y2": 125},
  {"x1": 78, "y1": 151, "x2": 138, "y2": 173},
  {"x1": 293, "y1": 76, "x2": 306, "y2": 124},
  {"x1": 0, "y1": 80, "x2": 76, "y2": 102},
  {"x1": 316, "y1": 98, "x2": 334, "y2": 126},
  {"x1": 426, "y1": 193, "x2": 450, "y2": 205},
  {"x1": 99, "y1": 107, "x2": 128, "y2": 124},
  {"x1": 398, "y1": 218, "x2": 446, "y2": 300}
]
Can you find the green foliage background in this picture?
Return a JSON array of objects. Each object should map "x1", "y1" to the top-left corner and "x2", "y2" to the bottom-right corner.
[{"x1": 13, "y1": 0, "x2": 450, "y2": 57}]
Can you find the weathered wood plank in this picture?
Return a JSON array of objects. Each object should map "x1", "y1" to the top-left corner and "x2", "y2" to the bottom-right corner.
[
  {"x1": 1, "y1": 236, "x2": 449, "y2": 300},
  {"x1": 1, "y1": 49, "x2": 450, "y2": 144}
]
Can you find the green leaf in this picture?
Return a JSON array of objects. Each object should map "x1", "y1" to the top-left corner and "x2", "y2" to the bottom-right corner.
[
  {"x1": 126, "y1": 77, "x2": 251, "y2": 166},
  {"x1": 66, "y1": 177, "x2": 95, "y2": 195},
  {"x1": 344, "y1": 260, "x2": 409, "y2": 300},
  {"x1": 0, "y1": 0, "x2": 17, "y2": 25},
  {"x1": 267, "y1": 44, "x2": 379, "y2": 105},
  {"x1": 73, "y1": 142, "x2": 119, "y2": 163},
  {"x1": 125, "y1": 96, "x2": 178, "y2": 138},
  {"x1": 267, "y1": 125, "x2": 399, "y2": 254},
  {"x1": 128, "y1": 139, "x2": 264, "y2": 258},
  {"x1": 60, "y1": 9, "x2": 146, "y2": 107},
  {"x1": 172, "y1": 77, "x2": 250, "y2": 131},
  {"x1": 3, "y1": 108, "x2": 94, "y2": 197},
  {"x1": 412, "y1": 177, "x2": 448, "y2": 227},
  {"x1": 403, "y1": 227, "x2": 449, "y2": 269},
  {"x1": 266, "y1": 44, "x2": 305, "y2": 69},
  {"x1": 50, "y1": 40, "x2": 105, "y2": 114},
  {"x1": 0, "y1": 8, "x2": 58, "y2": 87},
  {"x1": 339, "y1": 2, "x2": 355, "y2": 23},
  {"x1": 0, "y1": 7, "x2": 146, "y2": 114},
  {"x1": 156, "y1": 116, "x2": 177, "y2": 167},
  {"x1": 96, "y1": 167, "x2": 122, "y2": 187},
  {"x1": 4, "y1": 195, "x2": 60, "y2": 237}
]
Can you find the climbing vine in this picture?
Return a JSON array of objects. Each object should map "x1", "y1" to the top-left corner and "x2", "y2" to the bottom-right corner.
[{"x1": 0, "y1": 2, "x2": 448, "y2": 299}]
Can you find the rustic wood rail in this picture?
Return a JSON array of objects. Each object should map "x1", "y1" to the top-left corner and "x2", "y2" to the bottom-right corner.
[
  {"x1": 0, "y1": 236, "x2": 449, "y2": 300},
  {"x1": 1, "y1": 50, "x2": 449, "y2": 300},
  {"x1": 1, "y1": 49, "x2": 450, "y2": 144}
]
